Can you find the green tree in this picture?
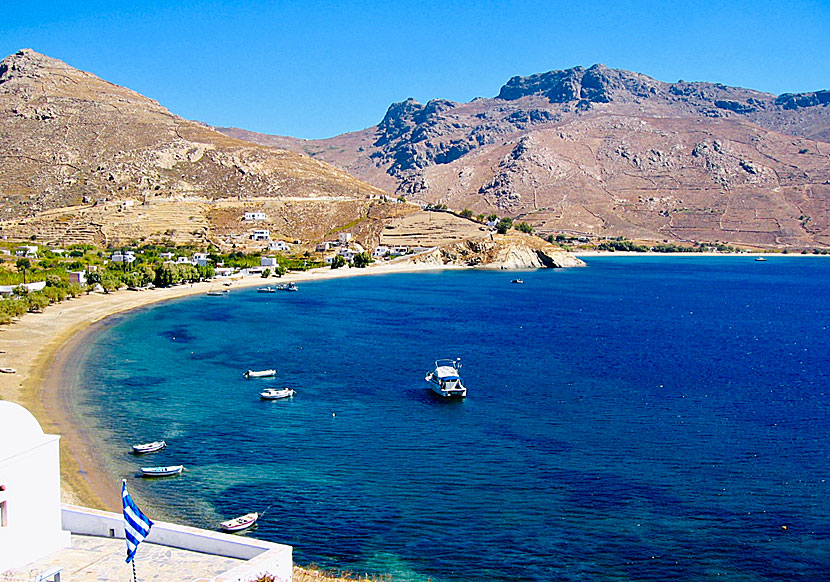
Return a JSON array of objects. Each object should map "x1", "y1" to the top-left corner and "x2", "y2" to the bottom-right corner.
[
  {"x1": 353, "y1": 252, "x2": 373, "y2": 268},
  {"x1": 330, "y1": 255, "x2": 347, "y2": 269},
  {"x1": 26, "y1": 293, "x2": 50, "y2": 312},
  {"x1": 487, "y1": 213, "x2": 498, "y2": 223},
  {"x1": 15, "y1": 258, "x2": 31, "y2": 284},
  {"x1": 275, "y1": 264, "x2": 287, "y2": 277},
  {"x1": 460, "y1": 209, "x2": 473, "y2": 218},
  {"x1": 496, "y1": 218, "x2": 514, "y2": 234},
  {"x1": 516, "y1": 221, "x2": 533, "y2": 234},
  {"x1": 261, "y1": 268, "x2": 271, "y2": 278},
  {"x1": 154, "y1": 263, "x2": 181, "y2": 287}
]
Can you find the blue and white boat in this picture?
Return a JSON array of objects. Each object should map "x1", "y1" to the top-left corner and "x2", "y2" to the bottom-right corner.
[{"x1": 425, "y1": 358, "x2": 467, "y2": 398}]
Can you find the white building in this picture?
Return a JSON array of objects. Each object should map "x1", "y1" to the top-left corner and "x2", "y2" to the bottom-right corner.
[
  {"x1": 390, "y1": 246, "x2": 409, "y2": 256},
  {"x1": 159, "y1": 252, "x2": 175, "y2": 260},
  {"x1": 251, "y1": 229, "x2": 271, "y2": 241},
  {"x1": 261, "y1": 257, "x2": 278, "y2": 267},
  {"x1": 68, "y1": 271, "x2": 87, "y2": 286},
  {"x1": 268, "y1": 241, "x2": 290, "y2": 252},
  {"x1": 0, "y1": 402, "x2": 71, "y2": 572},
  {"x1": 110, "y1": 251, "x2": 136, "y2": 264},
  {"x1": 176, "y1": 256, "x2": 192, "y2": 265},
  {"x1": 316, "y1": 242, "x2": 332, "y2": 252},
  {"x1": 192, "y1": 253, "x2": 209, "y2": 267},
  {"x1": 14, "y1": 246, "x2": 38, "y2": 258},
  {"x1": 338, "y1": 232, "x2": 352, "y2": 245},
  {"x1": 244, "y1": 211, "x2": 267, "y2": 221},
  {"x1": 372, "y1": 246, "x2": 390, "y2": 258}
]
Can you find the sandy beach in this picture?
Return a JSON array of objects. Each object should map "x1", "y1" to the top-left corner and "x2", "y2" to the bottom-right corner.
[{"x1": 0, "y1": 261, "x2": 459, "y2": 511}]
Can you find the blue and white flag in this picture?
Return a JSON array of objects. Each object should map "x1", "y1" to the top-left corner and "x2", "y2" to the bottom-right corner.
[{"x1": 122, "y1": 480, "x2": 154, "y2": 563}]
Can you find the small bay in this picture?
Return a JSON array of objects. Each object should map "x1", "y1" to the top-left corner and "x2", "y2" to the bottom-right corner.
[{"x1": 74, "y1": 257, "x2": 830, "y2": 581}]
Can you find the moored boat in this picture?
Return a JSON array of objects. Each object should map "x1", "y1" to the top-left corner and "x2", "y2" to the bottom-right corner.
[
  {"x1": 132, "y1": 440, "x2": 166, "y2": 454},
  {"x1": 257, "y1": 286, "x2": 276, "y2": 293},
  {"x1": 207, "y1": 289, "x2": 229, "y2": 296},
  {"x1": 755, "y1": 257, "x2": 767, "y2": 261},
  {"x1": 220, "y1": 512, "x2": 259, "y2": 532},
  {"x1": 276, "y1": 282, "x2": 298, "y2": 291},
  {"x1": 260, "y1": 387, "x2": 295, "y2": 400},
  {"x1": 425, "y1": 358, "x2": 467, "y2": 398},
  {"x1": 0, "y1": 367, "x2": 17, "y2": 374},
  {"x1": 511, "y1": 278, "x2": 524, "y2": 284},
  {"x1": 245, "y1": 369, "x2": 277, "y2": 378},
  {"x1": 140, "y1": 465, "x2": 184, "y2": 477}
]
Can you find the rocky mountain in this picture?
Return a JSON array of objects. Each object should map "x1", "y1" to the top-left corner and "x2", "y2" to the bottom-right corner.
[
  {"x1": 0, "y1": 49, "x2": 390, "y2": 247},
  {"x1": 221, "y1": 64, "x2": 830, "y2": 249}
]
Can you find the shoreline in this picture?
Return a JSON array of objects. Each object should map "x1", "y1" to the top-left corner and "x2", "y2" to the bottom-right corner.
[{"x1": 0, "y1": 261, "x2": 462, "y2": 511}]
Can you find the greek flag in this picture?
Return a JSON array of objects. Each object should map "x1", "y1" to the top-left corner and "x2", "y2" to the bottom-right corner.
[{"x1": 122, "y1": 480, "x2": 154, "y2": 563}]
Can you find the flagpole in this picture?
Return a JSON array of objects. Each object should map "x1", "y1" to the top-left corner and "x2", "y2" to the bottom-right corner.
[{"x1": 132, "y1": 559, "x2": 138, "y2": 582}]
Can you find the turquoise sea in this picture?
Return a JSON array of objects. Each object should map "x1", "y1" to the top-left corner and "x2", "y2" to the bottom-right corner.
[{"x1": 73, "y1": 257, "x2": 830, "y2": 581}]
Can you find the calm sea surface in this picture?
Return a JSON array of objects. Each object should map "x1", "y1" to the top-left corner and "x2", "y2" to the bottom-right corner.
[{"x1": 74, "y1": 257, "x2": 830, "y2": 581}]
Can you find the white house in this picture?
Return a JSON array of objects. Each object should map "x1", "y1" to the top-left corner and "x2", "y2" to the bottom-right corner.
[
  {"x1": 390, "y1": 246, "x2": 410, "y2": 256},
  {"x1": 338, "y1": 232, "x2": 352, "y2": 244},
  {"x1": 192, "y1": 253, "x2": 209, "y2": 267},
  {"x1": 251, "y1": 229, "x2": 271, "y2": 241},
  {"x1": 261, "y1": 256, "x2": 278, "y2": 268},
  {"x1": 159, "y1": 252, "x2": 175, "y2": 260},
  {"x1": 338, "y1": 248, "x2": 357, "y2": 262},
  {"x1": 316, "y1": 242, "x2": 332, "y2": 252},
  {"x1": 68, "y1": 271, "x2": 87, "y2": 286},
  {"x1": 0, "y1": 402, "x2": 71, "y2": 572},
  {"x1": 372, "y1": 246, "x2": 390, "y2": 258},
  {"x1": 176, "y1": 256, "x2": 192, "y2": 265},
  {"x1": 14, "y1": 246, "x2": 38, "y2": 258},
  {"x1": 110, "y1": 251, "x2": 136, "y2": 264},
  {"x1": 244, "y1": 211, "x2": 267, "y2": 221},
  {"x1": 268, "y1": 241, "x2": 290, "y2": 252}
]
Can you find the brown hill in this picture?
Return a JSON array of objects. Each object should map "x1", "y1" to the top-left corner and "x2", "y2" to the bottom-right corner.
[
  {"x1": 221, "y1": 64, "x2": 830, "y2": 248},
  {"x1": 0, "y1": 49, "x2": 390, "y2": 247}
]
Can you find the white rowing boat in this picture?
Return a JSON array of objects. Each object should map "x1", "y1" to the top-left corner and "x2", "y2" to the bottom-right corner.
[
  {"x1": 140, "y1": 465, "x2": 184, "y2": 477},
  {"x1": 245, "y1": 369, "x2": 276, "y2": 378},
  {"x1": 220, "y1": 512, "x2": 259, "y2": 532},
  {"x1": 132, "y1": 440, "x2": 166, "y2": 454}
]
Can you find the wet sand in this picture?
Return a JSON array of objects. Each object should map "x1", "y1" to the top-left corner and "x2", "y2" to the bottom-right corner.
[{"x1": 0, "y1": 262, "x2": 459, "y2": 511}]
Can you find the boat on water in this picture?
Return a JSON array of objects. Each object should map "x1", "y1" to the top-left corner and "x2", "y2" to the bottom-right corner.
[
  {"x1": 140, "y1": 465, "x2": 183, "y2": 477},
  {"x1": 755, "y1": 257, "x2": 767, "y2": 261},
  {"x1": 425, "y1": 358, "x2": 467, "y2": 398},
  {"x1": 276, "y1": 282, "x2": 298, "y2": 291},
  {"x1": 0, "y1": 367, "x2": 17, "y2": 374},
  {"x1": 220, "y1": 512, "x2": 259, "y2": 532},
  {"x1": 260, "y1": 387, "x2": 295, "y2": 400},
  {"x1": 245, "y1": 369, "x2": 277, "y2": 378},
  {"x1": 206, "y1": 289, "x2": 229, "y2": 296},
  {"x1": 511, "y1": 279, "x2": 524, "y2": 284},
  {"x1": 257, "y1": 286, "x2": 276, "y2": 293},
  {"x1": 132, "y1": 440, "x2": 166, "y2": 454}
]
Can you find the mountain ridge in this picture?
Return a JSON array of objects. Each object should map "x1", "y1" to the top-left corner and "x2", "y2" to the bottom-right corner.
[{"x1": 219, "y1": 63, "x2": 830, "y2": 248}]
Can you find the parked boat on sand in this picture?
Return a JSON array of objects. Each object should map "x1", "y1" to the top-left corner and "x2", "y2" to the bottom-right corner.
[
  {"x1": 140, "y1": 465, "x2": 183, "y2": 477},
  {"x1": 0, "y1": 367, "x2": 17, "y2": 374},
  {"x1": 132, "y1": 440, "x2": 166, "y2": 454},
  {"x1": 220, "y1": 512, "x2": 259, "y2": 532}
]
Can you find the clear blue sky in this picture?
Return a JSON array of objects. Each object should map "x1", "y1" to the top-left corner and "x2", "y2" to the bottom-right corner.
[{"x1": 3, "y1": 0, "x2": 829, "y2": 139}]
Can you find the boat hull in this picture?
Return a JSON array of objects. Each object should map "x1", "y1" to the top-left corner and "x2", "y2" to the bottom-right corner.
[
  {"x1": 260, "y1": 388, "x2": 295, "y2": 400},
  {"x1": 132, "y1": 440, "x2": 166, "y2": 454},
  {"x1": 140, "y1": 465, "x2": 183, "y2": 477},
  {"x1": 245, "y1": 369, "x2": 277, "y2": 378},
  {"x1": 220, "y1": 512, "x2": 259, "y2": 532}
]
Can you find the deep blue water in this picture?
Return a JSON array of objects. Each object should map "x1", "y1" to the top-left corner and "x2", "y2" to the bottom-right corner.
[{"x1": 75, "y1": 257, "x2": 830, "y2": 581}]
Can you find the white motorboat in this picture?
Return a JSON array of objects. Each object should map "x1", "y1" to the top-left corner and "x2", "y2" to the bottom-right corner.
[
  {"x1": 425, "y1": 358, "x2": 467, "y2": 398},
  {"x1": 140, "y1": 465, "x2": 183, "y2": 477},
  {"x1": 511, "y1": 278, "x2": 524, "y2": 284},
  {"x1": 257, "y1": 286, "x2": 276, "y2": 293},
  {"x1": 260, "y1": 387, "x2": 295, "y2": 400},
  {"x1": 132, "y1": 440, "x2": 166, "y2": 454},
  {"x1": 276, "y1": 282, "x2": 298, "y2": 291},
  {"x1": 220, "y1": 512, "x2": 259, "y2": 532},
  {"x1": 245, "y1": 369, "x2": 277, "y2": 378},
  {"x1": 206, "y1": 289, "x2": 229, "y2": 296}
]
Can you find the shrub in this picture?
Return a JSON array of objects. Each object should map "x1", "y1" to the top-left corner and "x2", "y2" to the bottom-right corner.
[
  {"x1": 353, "y1": 252, "x2": 373, "y2": 268},
  {"x1": 330, "y1": 255, "x2": 347, "y2": 269},
  {"x1": 496, "y1": 218, "x2": 513, "y2": 234}
]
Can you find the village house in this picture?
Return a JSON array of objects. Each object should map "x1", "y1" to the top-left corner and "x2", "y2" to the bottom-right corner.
[
  {"x1": 316, "y1": 242, "x2": 332, "y2": 252},
  {"x1": 260, "y1": 256, "x2": 278, "y2": 268},
  {"x1": 159, "y1": 251, "x2": 175, "y2": 260},
  {"x1": 338, "y1": 232, "x2": 352, "y2": 245},
  {"x1": 390, "y1": 246, "x2": 410, "y2": 256},
  {"x1": 110, "y1": 250, "x2": 136, "y2": 264},
  {"x1": 14, "y1": 245, "x2": 38, "y2": 258},
  {"x1": 243, "y1": 211, "x2": 267, "y2": 221},
  {"x1": 268, "y1": 240, "x2": 290, "y2": 252},
  {"x1": 372, "y1": 246, "x2": 390, "y2": 259},
  {"x1": 192, "y1": 252, "x2": 209, "y2": 267},
  {"x1": 251, "y1": 229, "x2": 270, "y2": 241},
  {"x1": 67, "y1": 271, "x2": 87, "y2": 286}
]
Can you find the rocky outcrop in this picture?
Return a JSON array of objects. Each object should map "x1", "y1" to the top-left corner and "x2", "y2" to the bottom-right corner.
[{"x1": 438, "y1": 235, "x2": 585, "y2": 269}]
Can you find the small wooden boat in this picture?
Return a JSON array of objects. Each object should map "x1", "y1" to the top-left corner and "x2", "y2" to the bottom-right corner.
[
  {"x1": 0, "y1": 367, "x2": 17, "y2": 374},
  {"x1": 257, "y1": 286, "x2": 276, "y2": 293},
  {"x1": 245, "y1": 369, "x2": 277, "y2": 378},
  {"x1": 511, "y1": 279, "x2": 524, "y2": 284},
  {"x1": 755, "y1": 257, "x2": 767, "y2": 261},
  {"x1": 132, "y1": 440, "x2": 166, "y2": 454},
  {"x1": 260, "y1": 387, "x2": 295, "y2": 400},
  {"x1": 140, "y1": 465, "x2": 184, "y2": 477},
  {"x1": 206, "y1": 289, "x2": 228, "y2": 296},
  {"x1": 220, "y1": 512, "x2": 259, "y2": 532}
]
